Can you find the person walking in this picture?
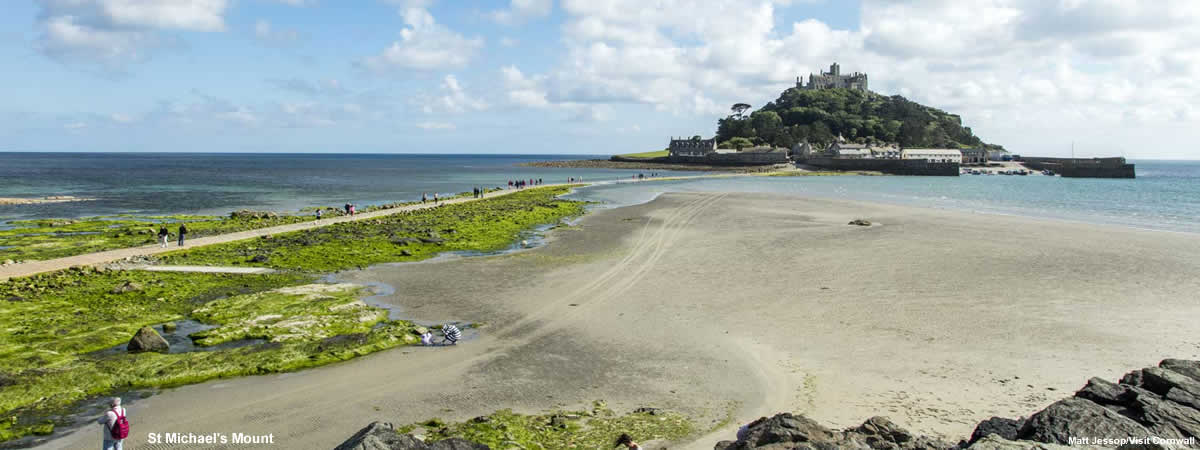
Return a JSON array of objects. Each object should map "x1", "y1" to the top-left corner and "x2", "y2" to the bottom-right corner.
[
  {"x1": 350, "y1": 204, "x2": 356, "y2": 216},
  {"x1": 316, "y1": 209, "x2": 322, "y2": 221},
  {"x1": 177, "y1": 223, "x2": 188, "y2": 247},
  {"x1": 433, "y1": 192, "x2": 439, "y2": 204},
  {"x1": 99, "y1": 397, "x2": 129, "y2": 450},
  {"x1": 422, "y1": 193, "x2": 428, "y2": 204},
  {"x1": 157, "y1": 225, "x2": 169, "y2": 248}
]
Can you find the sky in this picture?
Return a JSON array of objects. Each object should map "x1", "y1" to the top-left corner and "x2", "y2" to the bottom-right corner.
[{"x1": 1, "y1": 0, "x2": 1198, "y2": 158}]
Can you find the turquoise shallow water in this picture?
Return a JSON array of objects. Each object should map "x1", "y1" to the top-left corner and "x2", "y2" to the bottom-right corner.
[
  {"x1": 567, "y1": 160, "x2": 1200, "y2": 233},
  {"x1": 0, "y1": 153, "x2": 705, "y2": 221},
  {"x1": 1, "y1": 153, "x2": 1196, "y2": 233}
]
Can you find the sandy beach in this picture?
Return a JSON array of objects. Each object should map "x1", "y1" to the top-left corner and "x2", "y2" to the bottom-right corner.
[{"x1": 38, "y1": 192, "x2": 1200, "y2": 449}]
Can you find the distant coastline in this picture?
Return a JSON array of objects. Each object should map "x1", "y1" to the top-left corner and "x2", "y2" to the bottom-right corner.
[
  {"x1": 520, "y1": 158, "x2": 780, "y2": 173},
  {"x1": 0, "y1": 196, "x2": 93, "y2": 206}
]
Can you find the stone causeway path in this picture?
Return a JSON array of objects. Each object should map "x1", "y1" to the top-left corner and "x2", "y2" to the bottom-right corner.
[{"x1": 0, "y1": 184, "x2": 565, "y2": 282}]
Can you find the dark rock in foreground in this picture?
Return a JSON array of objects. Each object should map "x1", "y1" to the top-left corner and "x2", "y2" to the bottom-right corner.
[
  {"x1": 335, "y1": 422, "x2": 489, "y2": 450},
  {"x1": 714, "y1": 413, "x2": 954, "y2": 449},
  {"x1": 127, "y1": 326, "x2": 169, "y2": 353},
  {"x1": 722, "y1": 359, "x2": 1200, "y2": 449}
]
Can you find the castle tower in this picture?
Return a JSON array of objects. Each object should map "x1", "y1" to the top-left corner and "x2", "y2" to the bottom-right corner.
[{"x1": 830, "y1": 62, "x2": 840, "y2": 77}]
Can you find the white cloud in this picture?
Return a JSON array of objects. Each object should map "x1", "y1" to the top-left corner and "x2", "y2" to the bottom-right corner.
[
  {"x1": 110, "y1": 113, "x2": 135, "y2": 123},
  {"x1": 416, "y1": 121, "x2": 455, "y2": 130},
  {"x1": 491, "y1": 0, "x2": 1200, "y2": 156},
  {"x1": 36, "y1": 0, "x2": 230, "y2": 68},
  {"x1": 362, "y1": 8, "x2": 483, "y2": 71},
  {"x1": 254, "y1": 19, "x2": 300, "y2": 44},
  {"x1": 427, "y1": 75, "x2": 488, "y2": 113},
  {"x1": 490, "y1": 0, "x2": 553, "y2": 25}
]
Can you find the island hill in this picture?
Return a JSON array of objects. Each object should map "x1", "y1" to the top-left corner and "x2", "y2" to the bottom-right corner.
[{"x1": 590, "y1": 62, "x2": 1133, "y2": 178}]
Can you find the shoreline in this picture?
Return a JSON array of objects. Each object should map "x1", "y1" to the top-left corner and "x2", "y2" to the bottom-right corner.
[
  {"x1": 34, "y1": 190, "x2": 1200, "y2": 449},
  {"x1": 0, "y1": 196, "x2": 94, "y2": 206}
]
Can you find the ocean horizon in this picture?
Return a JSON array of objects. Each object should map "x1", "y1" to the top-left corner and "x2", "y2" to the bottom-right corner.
[{"x1": 2, "y1": 152, "x2": 1197, "y2": 234}]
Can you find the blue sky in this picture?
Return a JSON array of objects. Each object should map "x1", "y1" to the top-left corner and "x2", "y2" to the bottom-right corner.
[{"x1": 2, "y1": 1, "x2": 1198, "y2": 158}]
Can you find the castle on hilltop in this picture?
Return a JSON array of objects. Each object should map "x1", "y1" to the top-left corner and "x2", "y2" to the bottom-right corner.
[{"x1": 797, "y1": 62, "x2": 868, "y2": 92}]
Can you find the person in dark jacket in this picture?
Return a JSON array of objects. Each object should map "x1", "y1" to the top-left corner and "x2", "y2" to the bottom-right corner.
[
  {"x1": 177, "y1": 224, "x2": 188, "y2": 247},
  {"x1": 157, "y1": 225, "x2": 169, "y2": 248}
]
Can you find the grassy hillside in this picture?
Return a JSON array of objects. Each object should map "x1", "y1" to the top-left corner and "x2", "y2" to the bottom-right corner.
[{"x1": 716, "y1": 88, "x2": 1003, "y2": 151}]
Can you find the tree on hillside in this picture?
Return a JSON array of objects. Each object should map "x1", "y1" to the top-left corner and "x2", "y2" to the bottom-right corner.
[{"x1": 730, "y1": 103, "x2": 751, "y2": 119}]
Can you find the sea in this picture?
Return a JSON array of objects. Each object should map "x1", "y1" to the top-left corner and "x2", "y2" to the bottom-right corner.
[{"x1": 1, "y1": 153, "x2": 1198, "y2": 234}]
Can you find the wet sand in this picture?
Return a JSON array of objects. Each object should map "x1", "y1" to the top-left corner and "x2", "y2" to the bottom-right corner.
[{"x1": 39, "y1": 192, "x2": 1200, "y2": 449}]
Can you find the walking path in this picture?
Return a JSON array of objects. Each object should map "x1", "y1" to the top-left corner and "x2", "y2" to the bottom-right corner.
[
  {"x1": 0, "y1": 185, "x2": 564, "y2": 282},
  {"x1": 134, "y1": 265, "x2": 277, "y2": 274}
]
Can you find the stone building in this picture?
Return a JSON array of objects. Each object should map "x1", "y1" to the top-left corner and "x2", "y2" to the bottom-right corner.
[
  {"x1": 960, "y1": 148, "x2": 988, "y2": 165},
  {"x1": 668, "y1": 137, "x2": 717, "y2": 159},
  {"x1": 797, "y1": 63, "x2": 869, "y2": 92},
  {"x1": 901, "y1": 149, "x2": 963, "y2": 164}
]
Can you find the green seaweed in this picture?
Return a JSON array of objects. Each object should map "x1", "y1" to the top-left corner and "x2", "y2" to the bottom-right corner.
[
  {"x1": 0, "y1": 214, "x2": 312, "y2": 262},
  {"x1": 190, "y1": 283, "x2": 386, "y2": 345},
  {"x1": 409, "y1": 405, "x2": 695, "y2": 449},
  {"x1": 160, "y1": 186, "x2": 588, "y2": 272},
  {"x1": 0, "y1": 186, "x2": 589, "y2": 443}
]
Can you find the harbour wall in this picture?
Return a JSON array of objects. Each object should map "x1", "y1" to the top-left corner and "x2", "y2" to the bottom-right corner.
[
  {"x1": 801, "y1": 157, "x2": 960, "y2": 176},
  {"x1": 1021, "y1": 157, "x2": 1135, "y2": 179}
]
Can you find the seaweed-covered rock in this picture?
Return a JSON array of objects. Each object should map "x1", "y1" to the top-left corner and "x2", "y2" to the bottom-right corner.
[
  {"x1": 334, "y1": 422, "x2": 489, "y2": 450},
  {"x1": 110, "y1": 281, "x2": 143, "y2": 294},
  {"x1": 230, "y1": 210, "x2": 279, "y2": 219},
  {"x1": 249, "y1": 255, "x2": 270, "y2": 264},
  {"x1": 127, "y1": 326, "x2": 169, "y2": 353},
  {"x1": 162, "y1": 322, "x2": 177, "y2": 333}
]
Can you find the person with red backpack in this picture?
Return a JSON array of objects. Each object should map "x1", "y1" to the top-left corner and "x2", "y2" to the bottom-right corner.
[{"x1": 99, "y1": 397, "x2": 129, "y2": 450}]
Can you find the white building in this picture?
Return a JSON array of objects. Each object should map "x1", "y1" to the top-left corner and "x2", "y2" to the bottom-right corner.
[{"x1": 901, "y1": 149, "x2": 963, "y2": 163}]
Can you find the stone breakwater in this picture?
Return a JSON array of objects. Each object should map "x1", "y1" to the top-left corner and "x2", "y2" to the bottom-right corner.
[{"x1": 336, "y1": 359, "x2": 1200, "y2": 449}]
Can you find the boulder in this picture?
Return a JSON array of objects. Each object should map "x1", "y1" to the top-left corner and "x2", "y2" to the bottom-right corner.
[
  {"x1": 713, "y1": 413, "x2": 952, "y2": 450},
  {"x1": 1017, "y1": 398, "x2": 1151, "y2": 445},
  {"x1": 334, "y1": 422, "x2": 489, "y2": 450},
  {"x1": 162, "y1": 322, "x2": 178, "y2": 333},
  {"x1": 1141, "y1": 367, "x2": 1200, "y2": 399},
  {"x1": 962, "y1": 434, "x2": 1079, "y2": 449},
  {"x1": 970, "y1": 417, "x2": 1024, "y2": 444},
  {"x1": 1160, "y1": 360, "x2": 1200, "y2": 384},
  {"x1": 1075, "y1": 377, "x2": 1135, "y2": 407},
  {"x1": 400, "y1": 250, "x2": 413, "y2": 257},
  {"x1": 110, "y1": 281, "x2": 143, "y2": 294},
  {"x1": 127, "y1": 326, "x2": 170, "y2": 353},
  {"x1": 849, "y1": 219, "x2": 872, "y2": 226},
  {"x1": 1167, "y1": 388, "x2": 1200, "y2": 411},
  {"x1": 249, "y1": 255, "x2": 270, "y2": 264},
  {"x1": 391, "y1": 237, "x2": 421, "y2": 246},
  {"x1": 1130, "y1": 388, "x2": 1200, "y2": 439}
]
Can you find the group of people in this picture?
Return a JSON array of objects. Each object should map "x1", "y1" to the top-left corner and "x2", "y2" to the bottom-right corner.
[
  {"x1": 421, "y1": 192, "x2": 440, "y2": 204},
  {"x1": 567, "y1": 176, "x2": 585, "y2": 183},
  {"x1": 420, "y1": 324, "x2": 462, "y2": 346},
  {"x1": 472, "y1": 187, "x2": 487, "y2": 198},
  {"x1": 508, "y1": 178, "x2": 542, "y2": 189},
  {"x1": 343, "y1": 203, "x2": 357, "y2": 216},
  {"x1": 156, "y1": 224, "x2": 187, "y2": 248}
]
